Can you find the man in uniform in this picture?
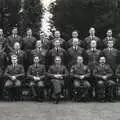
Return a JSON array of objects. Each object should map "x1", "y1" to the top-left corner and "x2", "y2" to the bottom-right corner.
[
  {"x1": 39, "y1": 32, "x2": 51, "y2": 50},
  {"x1": 27, "y1": 56, "x2": 46, "y2": 101},
  {"x1": 9, "y1": 42, "x2": 26, "y2": 66},
  {"x1": 23, "y1": 28, "x2": 37, "y2": 51},
  {"x1": 102, "y1": 40, "x2": 120, "y2": 71},
  {"x1": 70, "y1": 56, "x2": 91, "y2": 101},
  {"x1": 85, "y1": 40, "x2": 102, "y2": 71},
  {"x1": 51, "y1": 30, "x2": 66, "y2": 49},
  {"x1": 48, "y1": 56, "x2": 68, "y2": 103},
  {"x1": 22, "y1": 28, "x2": 37, "y2": 71},
  {"x1": 4, "y1": 55, "x2": 25, "y2": 101},
  {"x1": 7, "y1": 27, "x2": 23, "y2": 53},
  {"x1": 103, "y1": 29, "x2": 117, "y2": 49},
  {"x1": 93, "y1": 56, "x2": 115, "y2": 101},
  {"x1": 67, "y1": 30, "x2": 83, "y2": 48},
  {"x1": 84, "y1": 27, "x2": 101, "y2": 50},
  {"x1": 67, "y1": 38, "x2": 84, "y2": 68},
  {"x1": 48, "y1": 39, "x2": 67, "y2": 66},
  {"x1": 30, "y1": 40, "x2": 47, "y2": 66}
]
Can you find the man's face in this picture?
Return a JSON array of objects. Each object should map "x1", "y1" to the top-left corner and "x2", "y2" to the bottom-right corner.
[
  {"x1": 73, "y1": 38, "x2": 79, "y2": 46},
  {"x1": 14, "y1": 43, "x2": 20, "y2": 50},
  {"x1": 11, "y1": 57, "x2": 18, "y2": 64},
  {"x1": 72, "y1": 31, "x2": 78, "y2": 38},
  {"x1": 77, "y1": 56, "x2": 83, "y2": 64},
  {"x1": 40, "y1": 33, "x2": 45, "y2": 39},
  {"x1": 89, "y1": 28, "x2": 95, "y2": 36},
  {"x1": 54, "y1": 40, "x2": 60, "y2": 47},
  {"x1": 36, "y1": 41, "x2": 42, "y2": 48},
  {"x1": 99, "y1": 57, "x2": 106, "y2": 64},
  {"x1": 107, "y1": 30, "x2": 112, "y2": 37},
  {"x1": 27, "y1": 30, "x2": 32, "y2": 36},
  {"x1": 55, "y1": 31, "x2": 61, "y2": 38},
  {"x1": 91, "y1": 40, "x2": 97, "y2": 48},
  {"x1": 55, "y1": 57, "x2": 61, "y2": 65},
  {"x1": 12, "y1": 28, "x2": 18, "y2": 34},
  {"x1": 34, "y1": 56, "x2": 39, "y2": 64},
  {"x1": 107, "y1": 41, "x2": 113, "y2": 48},
  {"x1": 0, "y1": 29, "x2": 3, "y2": 35}
]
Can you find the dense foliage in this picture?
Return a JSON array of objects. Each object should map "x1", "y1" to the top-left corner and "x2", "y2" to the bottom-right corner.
[
  {"x1": 0, "y1": 0, "x2": 42, "y2": 36},
  {"x1": 51, "y1": 0, "x2": 120, "y2": 40}
]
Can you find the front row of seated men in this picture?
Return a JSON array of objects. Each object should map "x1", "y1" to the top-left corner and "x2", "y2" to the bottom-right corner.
[{"x1": 1, "y1": 54, "x2": 120, "y2": 103}]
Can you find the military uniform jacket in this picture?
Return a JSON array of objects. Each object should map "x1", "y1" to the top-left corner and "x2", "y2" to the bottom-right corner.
[
  {"x1": 85, "y1": 49, "x2": 101, "y2": 69},
  {"x1": 102, "y1": 48, "x2": 120, "y2": 70},
  {"x1": 9, "y1": 50, "x2": 26, "y2": 65},
  {"x1": 7, "y1": 35, "x2": 23, "y2": 52},
  {"x1": 84, "y1": 36, "x2": 101, "y2": 49},
  {"x1": 48, "y1": 65, "x2": 68, "y2": 79},
  {"x1": 67, "y1": 46, "x2": 84, "y2": 66},
  {"x1": 22, "y1": 36, "x2": 37, "y2": 51},
  {"x1": 30, "y1": 48, "x2": 47, "y2": 65},
  {"x1": 5, "y1": 64, "x2": 25, "y2": 79},
  {"x1": 70, "y1": 64, "x2": 90, "y2": 79},
  {"x1": 27, "y1": 64, "x2": 46, "y2": 79},
  {"x1": 93, "y1": 64, "x2": 113, "y2": 79},
  {"x1": 48, "y1": 47, "x2": 67, "y2": 65}
]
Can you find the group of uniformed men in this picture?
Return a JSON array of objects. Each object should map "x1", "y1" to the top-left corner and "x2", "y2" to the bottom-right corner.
[{"x1": 0, "y1": 26, "x2": 120, "y2": 103}]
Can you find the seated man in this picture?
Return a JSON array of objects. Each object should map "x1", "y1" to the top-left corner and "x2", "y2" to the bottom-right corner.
[
  {"x1": 93, "y1": 56, "x2": 115, "y2": 102},
  {"x1": 47, "y1": 56, "x2": 68, "y2": 103},
  {"x1": 27, "y1": 56, "x2": 46, "y2": 101},
  {"x1": 70, "y1": 56, "x2": 91, "y2": 101},
  {"x1": 4, "y1": 55, "x2": 25, "y2": 101}
]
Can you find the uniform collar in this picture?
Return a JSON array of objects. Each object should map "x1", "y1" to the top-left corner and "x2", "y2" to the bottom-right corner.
[{"x1": 73, "y1": 46, "x2": 78, "y2": 50}]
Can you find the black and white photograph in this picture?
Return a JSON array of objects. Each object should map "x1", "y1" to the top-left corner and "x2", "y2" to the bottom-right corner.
[{"x1": 0, "y1": 0, "x2": 120, "y2": 120}]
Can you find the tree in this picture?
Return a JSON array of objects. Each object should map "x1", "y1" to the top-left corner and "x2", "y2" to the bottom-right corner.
[
  {"x1": 18, "y1": 0, "x2": 42, "y2": 36},
  {"x1": 0, "y1": 0, "x2": 20, "y2": 35},
  {"x1": 51, "y1": 0, "x2": 120, "y2": 40}
]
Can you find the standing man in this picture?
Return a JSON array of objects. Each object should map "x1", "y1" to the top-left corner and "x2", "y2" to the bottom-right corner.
[
  {"x1": 48, "y1": 56, "x2": 68, "y2": 103},
  {"x1": 22, "y1": 28, "x2": 37, "y2": 52},
  {"x1": 27, "y1": 56, "x2": 46, "y2": 101},
  {"x1": 67, "y1": 38, "x2": 84, "y2": 68},
  {"x1": 51, "y1": 30, "x2": 66, "y2": 49},
  {"x1": 30, "y1": 40, "x2": 47, "y2": 66},
  {"x1": 103, "y1": 29, "x2": 117, "y2": 49},
  {"x1": 102, "y1": 40, "x2": 120, "y2": 71},
  {"x1": 84, "y1": 27, "x2": 101, "y2": 50},
  {"x1": 85, "y1": 40, "x2": 102, "y2": 71},
  {"x1": 70, "y1": 56, "x2": 91, "y2": 101},
  {"x1": 4, "y1": 55, "x2": 25, "y2": 101},
  {"x1": 67, "y1": 30, "x2": 83, "y2": 48},
  {"x1": 39, "y1": 32, "x2": 51, "y2": 50},
  {"x1": 93, "y1": 56, "x2": 115, "y2": 101},
  {"x1": 48, "y1": 39, "x2": 67, "y2": 66},
  {"x1": 22, "y1": 28, "x2": 37, "y2": 70},
  {"x1": 7, "y1": 27, "x2": 23, "y2": 53}
]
